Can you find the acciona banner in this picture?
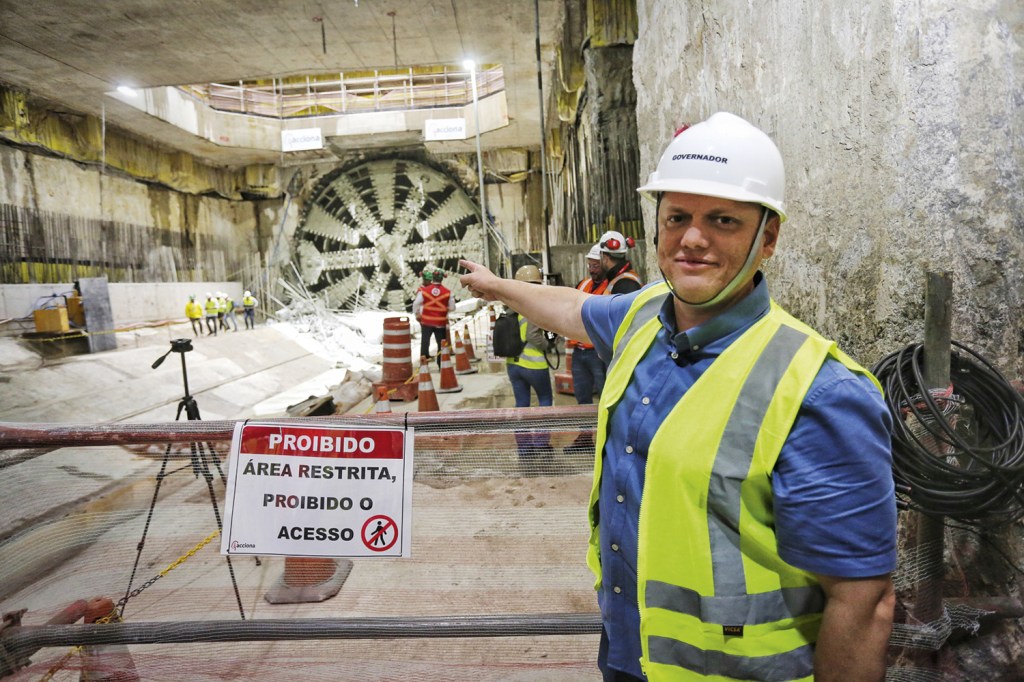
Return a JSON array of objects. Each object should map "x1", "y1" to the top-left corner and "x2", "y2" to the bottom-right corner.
[
  {"x1": 281, "y1": 127, "x2": 324, "y2": 152},
  {"x1": 221, "y1": 422, "x2": 414, "y2": 558}
]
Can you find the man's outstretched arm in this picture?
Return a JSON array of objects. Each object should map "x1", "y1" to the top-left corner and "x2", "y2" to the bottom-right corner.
[{"x1": 459, "y1": 259, "x2": 591, "y2": 343}]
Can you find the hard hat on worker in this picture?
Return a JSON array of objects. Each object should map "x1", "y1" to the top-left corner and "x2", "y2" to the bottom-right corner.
[
  {"x1": 586, "y1": 244, "x2": 602, "y2": 261},
  {"x1": 514, "y1": 264, "x2": 543, "y2": 283},
  {"x1": 598, "y1": 230, "x2": 635, "y2": 256},
  {"x1": 244, "y1": 290, "x2": 251, "y2": 297},
  {"x1": 637, "y1": 111, "x2": 787, "y2": 222}
]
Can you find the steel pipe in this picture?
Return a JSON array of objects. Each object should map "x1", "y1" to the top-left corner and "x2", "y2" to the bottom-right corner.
[
  {"x1": 1, "y1": 613, "x2": 601, "y2": 676},
  {"x1": 0, "y1": 406, "x2": 598, "y2": 450}
]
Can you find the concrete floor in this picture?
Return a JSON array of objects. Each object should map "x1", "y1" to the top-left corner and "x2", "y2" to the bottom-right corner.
[{"x1": 0, "y1": 320, "x2": 598, "y2": 681}]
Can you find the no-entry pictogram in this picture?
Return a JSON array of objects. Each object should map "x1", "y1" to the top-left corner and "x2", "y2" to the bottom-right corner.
[{"x1": 362, "y1": 514, "x2": 398, "y2": 552}]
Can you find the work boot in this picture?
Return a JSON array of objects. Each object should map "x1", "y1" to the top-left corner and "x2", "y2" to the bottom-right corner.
[{"x1": 563, "y1": 432, "x2": 594, "y2": 458}]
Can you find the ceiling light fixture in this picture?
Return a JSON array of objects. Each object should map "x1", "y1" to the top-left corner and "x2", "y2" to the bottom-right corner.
[{"x1": 116, "y1": 85, "x2": 138, "y2": 97}]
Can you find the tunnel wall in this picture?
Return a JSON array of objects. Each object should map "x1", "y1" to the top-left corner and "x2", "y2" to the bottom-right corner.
[
  {"x1": 0, "y1": 144, "x2": 282, "y2": 292},
  {"x1": 633, "y1": 0, "x2": 1023, "y2": 379}
]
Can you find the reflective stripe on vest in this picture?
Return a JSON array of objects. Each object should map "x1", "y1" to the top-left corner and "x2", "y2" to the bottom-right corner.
[
  {"x1": 205, "y1": 300, "x2": 218, "y2": 314},
  {"x1": 607, "y1": 269, "x2": 641, "y2": 292},
  {"x1": 508, "y1": 315, "x2": 547, "y2": 370},
  {"x1": 587, "y1": 281, "x2": 879, "y2": 682}
]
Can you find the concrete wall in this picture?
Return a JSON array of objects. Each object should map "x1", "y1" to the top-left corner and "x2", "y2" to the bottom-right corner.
[
  {"x1": 0, "y1": 144, "x2": 277, "y2": 284},
  {"x1": 1, "y1": 282, "x2": 244, "y2": 328},
  {"x1": 633, "y1": 0, "x2": 1023, "y2": 377}
]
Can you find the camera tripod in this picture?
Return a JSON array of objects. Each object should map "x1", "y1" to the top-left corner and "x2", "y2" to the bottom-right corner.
[{"x1": 121, "y1": 338, "x2": 245, "y2": 619}]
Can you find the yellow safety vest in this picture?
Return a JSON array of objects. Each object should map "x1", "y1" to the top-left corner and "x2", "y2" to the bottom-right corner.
[
  {"x1": 507, "y1": 314, "x2": 548, "y2": 370},
  {"x1": 586, "y1": 282, "x2": 880, "y2": 681},
  {"x1": 204, "y1": 299, "x2": 218, "y2": 315}
]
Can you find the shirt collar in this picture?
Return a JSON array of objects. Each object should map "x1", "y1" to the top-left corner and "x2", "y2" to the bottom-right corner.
[{"x1": 659, "y1": 272, "x2": 771, "y2": 356}]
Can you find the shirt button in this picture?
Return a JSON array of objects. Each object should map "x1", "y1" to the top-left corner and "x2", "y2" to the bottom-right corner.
[
  {"x1": 670, "y1": 352, "x2": 679, "y2": 360},
  {"x1": 641, "y1": 396, "x2": 650, "y2": 405},
  {"x1": 692, "y1": 344, "x2": 700, "y2": 351},
  {"x1": 616, "y1": 494, "x2": 624, "y2": 503},
  {"x1": 613, "y1": 586, "x2": 622, "y2": 594},
  {"x1": 611, "y1": 543, "x2": 619, "y2": 552},
  {"x1": 625, "y1": 445, "x2": 634, "y2": 454}
]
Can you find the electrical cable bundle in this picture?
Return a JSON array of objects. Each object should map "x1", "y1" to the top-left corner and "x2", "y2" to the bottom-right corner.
[{"x1": 871, "y1": 341, "x2": 1024, "y2": 526}]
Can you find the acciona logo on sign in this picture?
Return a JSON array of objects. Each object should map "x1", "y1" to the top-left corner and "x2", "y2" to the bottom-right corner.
[{"x1": 282, "y1": 128, "x2": 324, "y2": 152}]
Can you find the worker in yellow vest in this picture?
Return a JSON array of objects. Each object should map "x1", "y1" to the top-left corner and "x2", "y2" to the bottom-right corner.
[
  {"x1": 185, "y1": 294, "x2": 204, "y2": 337},
  {"x1": 203, "y1": 292, "x2": 219, "y2": 336},
  {"x1": 241, "y1": 290, "x2": 259, "y2": 329},
  {"x1": 506, "y1": 264, "x2": 554, "y2": 474},
  {"x1": 459, "y1": 112, "x2": 895, "y2": 681}
]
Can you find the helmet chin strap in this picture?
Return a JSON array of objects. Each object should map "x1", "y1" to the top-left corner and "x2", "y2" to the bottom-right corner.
[{"x1": 660, "y1": 208, "x2": 770, "y2": 309}]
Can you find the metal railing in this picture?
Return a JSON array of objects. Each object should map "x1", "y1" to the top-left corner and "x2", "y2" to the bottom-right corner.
[{"x1": 178, "y1": 65, "x2": 505, "y2": 119}]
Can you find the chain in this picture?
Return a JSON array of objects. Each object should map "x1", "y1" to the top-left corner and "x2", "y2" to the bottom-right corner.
[{"x1": 37, "y1": 530, "x2": 220, "y2": 681}]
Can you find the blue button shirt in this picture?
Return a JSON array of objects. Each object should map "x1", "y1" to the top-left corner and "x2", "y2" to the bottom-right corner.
[{"x1": 581, "y1": 274, "x2": 897, "y2": 679}]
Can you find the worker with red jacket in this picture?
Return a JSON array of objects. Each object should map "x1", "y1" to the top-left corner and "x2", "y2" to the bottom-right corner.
[{"x1": 413, "y1": 269, "x2": 455, "y2": 365}]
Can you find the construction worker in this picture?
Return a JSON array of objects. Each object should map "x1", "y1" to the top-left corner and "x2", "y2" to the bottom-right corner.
[
  {"x1": 459, "y1": 112, "x2": 895, "y2": 681},
  {"x1": 413, "y1": 269, "x2": 455, "y2": 366},
  {"x1": 225, "y1": 293, "x2": 239, "y2": 331},
  {"x1": 185, "y1": 294, "x2": 204, "y2": 337},
  {"x1": 597, "y1": 229, "x2": 643, "y2": 294},
  {"x1": 215, "y1": 292, "x2": 229, "y2": 331},
  {"x1": 564, "y1": 244, "x2": 608, "y2": 456},
  {"x1": 242, "y1": 290, "x2": 259, "y2": 330},
  {"x1": 203, "y1": 292, "x2": 218, "y2": 336},
  {"x1": 507, "y1": 264, "x2": 554, "y2": 473}
]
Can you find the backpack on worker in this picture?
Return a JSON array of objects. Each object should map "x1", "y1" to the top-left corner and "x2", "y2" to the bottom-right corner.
[{"x1": 492, "y1": 310, "x2": 526, "y2": 358}]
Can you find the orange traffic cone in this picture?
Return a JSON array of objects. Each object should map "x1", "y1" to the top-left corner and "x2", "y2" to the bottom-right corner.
[
  {"x1": 453, "y1": 331, "x2": 478, "y2": 375},
  {"x1": 554, "y1": 345, "x2": 575, "y2": 395},
  {"x1": 373, "y1": 385, "x2": 392, "y2": 413},
  {"x1": 417, "y1": 357, "x2": 440, "y2": 412},
  {"x1": 436, "y1": 340, "x2": 463, "y2": 393},
  {"x1": 81, "y1": 596, "x2": 140, "y2": 681},
  {"x1": 463, "y1": 323, "x2": 479, "y2": 363},
  {"x1": 265, "y1": 557, "x2": 353, "y2": 604}
]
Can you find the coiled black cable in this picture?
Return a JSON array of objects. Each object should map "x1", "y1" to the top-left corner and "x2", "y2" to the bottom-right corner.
[{"x1": 871, "y1": 341, "x2": 1024, "y2": 526}]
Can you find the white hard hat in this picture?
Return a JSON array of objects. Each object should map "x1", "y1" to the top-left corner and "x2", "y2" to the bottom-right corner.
[
  {"x1": 598, "y1": 230, "x2": 634, "y2": 255},
  {"x1": 244, "y1": 290, "x2": 251, "y2": 296},
  {"x1": 586, "y1": 244, "x2": 602, "y2": 261},
  {"x1": 206, "y1": 291, "x2": 212, "y2": 298},
  {"x1": 637, "y1": 111, "x2": 787, "y2": 222}
]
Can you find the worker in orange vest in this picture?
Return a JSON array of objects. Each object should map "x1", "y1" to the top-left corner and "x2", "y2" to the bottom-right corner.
[
  {"x1": 597, "y1": 229, "x2": 643, "y2": 294},
  {"x1": 564, "y1": 244, "x2": 610, "y2": 456},
  {"x1": 413, "y1": 269, "x2": 455, "y2": 366}
]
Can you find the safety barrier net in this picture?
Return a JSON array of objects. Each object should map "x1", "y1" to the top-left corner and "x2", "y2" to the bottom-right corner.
[
  {"x1": 0, "y1": 401, "x2": 1002, "y2": 681},
  {"x1": 0, "y1": 409, "x2": 602, "y2": 681}
]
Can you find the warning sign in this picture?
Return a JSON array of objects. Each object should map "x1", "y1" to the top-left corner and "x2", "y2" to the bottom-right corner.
[{"x1": 220, "y1": 422, "x2": 413, "y2": 558}]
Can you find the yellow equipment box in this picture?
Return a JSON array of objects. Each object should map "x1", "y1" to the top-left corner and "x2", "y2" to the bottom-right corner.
[
  {"x1": 66, "y1": 295, "x2": 85, "y2": 327},
  {"x1": 34, "y1": 307, "x2": 70, "y2": 333}
]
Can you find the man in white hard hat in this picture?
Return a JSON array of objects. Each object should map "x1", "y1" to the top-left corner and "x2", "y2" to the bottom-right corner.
[
  {"x1": 203, "y1": 292, "x2": 219, "y2": 336},
  {"x1": 596, "y1": 230, "x2": 643, "y2": 294},
  {"x1": 460, "y1": 112, "x2": 895, "y2": 682},
  {"x1": 241, "y1": 290, "x2": 259, "y2": 330}
]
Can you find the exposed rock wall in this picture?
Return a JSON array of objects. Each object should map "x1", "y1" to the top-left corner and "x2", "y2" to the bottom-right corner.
[
  {"x1": 633, "y1": 0, "x2": 1023, "y2": 378},
  {"x1": 0, "y1": 144, "x2": 281, "y2": 286}
]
